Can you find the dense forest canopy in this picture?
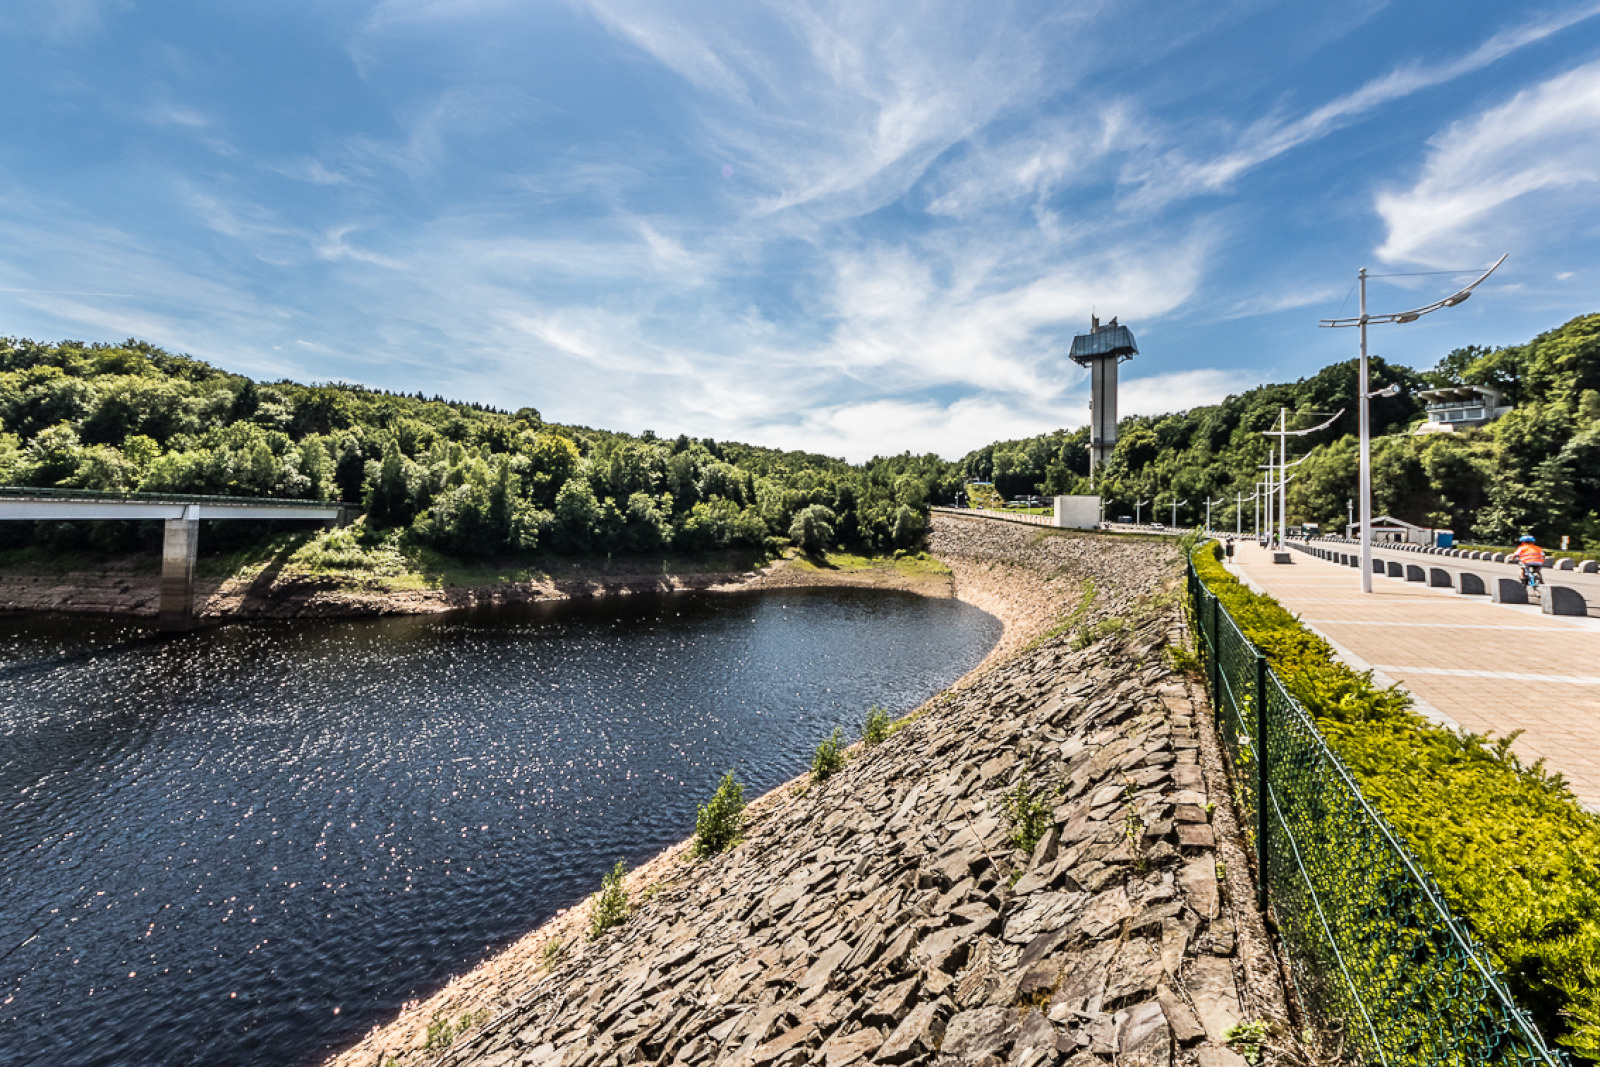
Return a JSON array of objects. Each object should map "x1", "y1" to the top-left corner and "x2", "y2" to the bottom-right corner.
[
  {"x1": 1, "y1": 309, "x2": 1595, "y2": 556},
  {"x1": 0, "y1": 338, "x2": 953, "y2": 558}
]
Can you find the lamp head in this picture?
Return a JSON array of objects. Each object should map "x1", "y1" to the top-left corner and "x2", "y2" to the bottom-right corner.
[
  {"x1": 1443, "y1": 290, "x2": 1471, "y2": 307},
  {"x1": 1395, "y1": 311, "x2": 1421, "y2": 323}
]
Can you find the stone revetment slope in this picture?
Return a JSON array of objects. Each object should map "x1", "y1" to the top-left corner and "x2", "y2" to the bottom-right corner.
[{"x1": 330, "y1": 519, "x2": 1284, "y2": 1067}]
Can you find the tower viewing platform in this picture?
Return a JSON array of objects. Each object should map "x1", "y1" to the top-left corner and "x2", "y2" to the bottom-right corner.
[{"x1": 1069, "y1": 316, "x2": 1137, "y2": 478}]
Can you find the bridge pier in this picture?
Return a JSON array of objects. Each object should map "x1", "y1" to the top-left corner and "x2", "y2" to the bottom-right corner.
[{"x1": 159, "y1": 506, "x2": 200, "y2": 633}]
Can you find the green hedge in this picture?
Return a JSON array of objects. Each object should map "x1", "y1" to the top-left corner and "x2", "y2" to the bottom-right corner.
[{"x1": 1196, "y1": 544, "x2": 1600, "y2": 1060}]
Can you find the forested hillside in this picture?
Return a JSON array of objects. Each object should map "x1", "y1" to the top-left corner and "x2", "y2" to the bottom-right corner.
[
  {"x1": 4, "y1": 310, "x2": 1595, "y2": 561},
  {"x1": 960, "y1": 312, "x2": 1600, "y2": 547},
  {"x1": 0, "y1": 339, "x2": 954, "y2": 560}
]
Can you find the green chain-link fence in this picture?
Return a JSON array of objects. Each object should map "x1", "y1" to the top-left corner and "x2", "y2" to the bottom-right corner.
[{"x1": 1187, "y1": 559, "x2": 1567, "y2": 1067}]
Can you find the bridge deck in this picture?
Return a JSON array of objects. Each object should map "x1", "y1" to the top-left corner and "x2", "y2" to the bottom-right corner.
[{"x1": 0, "y1": 489, "x2": 343, "y2": 522}]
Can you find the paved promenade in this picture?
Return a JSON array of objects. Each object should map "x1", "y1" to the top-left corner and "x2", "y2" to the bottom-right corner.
[{"x1": 1226, "y1": 541, "x2": 1600, "y2": 811}]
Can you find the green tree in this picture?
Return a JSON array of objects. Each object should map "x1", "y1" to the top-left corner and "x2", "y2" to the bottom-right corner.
[
  {"x1": 789, "y1": 504, "x2": 836, "y2": 554},
  {"x1": 366, "y1": 441, "x2": 414, "y2": 528},
  {"x1": 552, "y1": 477, "x2": 602, "y2": 553}
]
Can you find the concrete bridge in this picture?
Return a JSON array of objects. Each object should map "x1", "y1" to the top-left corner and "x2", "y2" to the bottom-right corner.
[{"x1": 0, "y1": 489, "x2": 347, "y2": 631}]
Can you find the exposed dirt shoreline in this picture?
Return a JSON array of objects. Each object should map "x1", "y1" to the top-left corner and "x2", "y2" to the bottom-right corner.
[{"x1": 0, "y1": 548, "x2": 960, "y2": 623}]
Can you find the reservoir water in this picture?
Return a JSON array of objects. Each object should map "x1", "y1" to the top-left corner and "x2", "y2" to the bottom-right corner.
[{"x1": 0, "y1": 586, "x2": 1000, "y2": 1067}]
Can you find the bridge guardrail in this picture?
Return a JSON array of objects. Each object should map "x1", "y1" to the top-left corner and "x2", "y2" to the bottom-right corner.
[
  {"x1": 1187, "y1": 554, "x2": 1567, "y2": 1067},
  {"x1": 0, "y1": 486, "x2": 339, "y2": 510}
]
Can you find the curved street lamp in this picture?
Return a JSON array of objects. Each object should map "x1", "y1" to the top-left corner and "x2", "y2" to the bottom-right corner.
[
  {"x1": 1262, "y1": 407, "x2": 1344, "y2": 548},
  {"x1": 1319, "y1": 254, "x2": 1506, "y2": 592}
]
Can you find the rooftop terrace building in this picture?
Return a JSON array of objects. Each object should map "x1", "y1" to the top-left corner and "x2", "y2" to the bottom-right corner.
[{"x1": 1415, "y1": 384, "x2": 1512, "y2": 434}]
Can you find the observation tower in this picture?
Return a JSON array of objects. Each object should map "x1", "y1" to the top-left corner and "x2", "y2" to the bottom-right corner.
[{"x1": 1069, "y1": 315, "x2": 1137, "y2": 481}]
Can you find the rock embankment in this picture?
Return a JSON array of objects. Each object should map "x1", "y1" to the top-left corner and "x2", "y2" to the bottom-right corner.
[{"x1": 330, "y1": 518, "x2": 1285, "y2": 1067}]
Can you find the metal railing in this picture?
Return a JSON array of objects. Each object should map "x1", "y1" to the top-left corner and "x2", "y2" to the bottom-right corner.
[
  {"x1": 929, "y1": 505, "x2": 1058, "y2": 527},
  {"x1": 0, "y1": 486, "x2": 337, "y2": 509},
  {"x1": 1187, "y1": 557, "x2": 1567, "y2": 1066}
]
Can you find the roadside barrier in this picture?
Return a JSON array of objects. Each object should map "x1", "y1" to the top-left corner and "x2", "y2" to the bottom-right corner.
[
  {"x1": 929, "y1": 506, "x2": 1058, "y2": 527},
  {"x1": 1186, "y1": 557, "x2": 1567, "y2": 1066}
]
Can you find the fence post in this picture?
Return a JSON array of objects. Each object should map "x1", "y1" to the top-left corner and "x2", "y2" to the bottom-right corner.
[
  {"x1": 1207, "y1": 593, "x2": 1219, "y2": 710},
  {"x1": 1254, "y1": 651, "x2": 1269, "y2": 914}
]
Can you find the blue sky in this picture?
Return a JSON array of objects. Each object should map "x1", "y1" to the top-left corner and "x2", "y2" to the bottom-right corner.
[{"x1": 2, "y1": 1, "x2": 1598, "y2": 460}]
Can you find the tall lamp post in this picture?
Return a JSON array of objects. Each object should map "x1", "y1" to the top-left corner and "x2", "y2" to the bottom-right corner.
[
  {"x1": 1169, "y1": 497, "x2": 1188, "y2": 529},
  {"x1": 1321, "y1": 254, "x2": 1506, "y2": 592},
  {"x1": 1205, "y1": 495, "x2": 1224, "y2": 533},
  {"x1": 1134, "y1": 498, "x2": 1149, "y2": 526},
  {"x1": 1261, "y1": 406, "x2": 1343, "y2": 546}
]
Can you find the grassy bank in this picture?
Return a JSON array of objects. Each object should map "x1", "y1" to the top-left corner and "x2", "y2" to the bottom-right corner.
[
  {"x1": 197, "y1": 522, "x2": 772, "y2": 593},
  {"x1": 1192, "y1": 544, "x2": 1600, "y2": 1060},
  {"x1": 786, "y1": 548, "x2": 950, "y2": 581},
  {"x1": 0, "y1": 522, "x2": 774, "y2": 602}
]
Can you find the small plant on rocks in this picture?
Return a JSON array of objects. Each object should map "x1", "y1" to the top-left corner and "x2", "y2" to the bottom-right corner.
[
  {"x1": 862, "y1": 706, "x2": 892, "y2": 746},
  {"x1": 811, "y1": 727, "x2": 847, "y2": 781},
  {"x1": 1224, "y1": 1019, "x2": 1270, "y2": 1065},
  {"x1": 1121, "y1": 776, "x2": 1149, "y2": 872},
  {"x1": 423, "y1": 1009, "x2": 489, "y2": 1053},
  {"x1": 540, "y1": 937, "x2": 566, "y2": 971},
  {"x1": 1072, "y1": 615, "x2": 1128, "y2": 651},
  {"x1": 1000, "y1": 764, "x2": 1052, "y2": 853},
  {"x1": 588, "y1": 860, "x2": 630, "y2": 940},
  {"x1": 693, "y1": 770, "x2": 746, "y2": 857}
]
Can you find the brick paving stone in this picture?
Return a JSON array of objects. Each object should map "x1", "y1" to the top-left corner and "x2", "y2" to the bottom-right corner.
[{"x1": 1228, "y1": 541, "x2": 1600, "y2": 811}]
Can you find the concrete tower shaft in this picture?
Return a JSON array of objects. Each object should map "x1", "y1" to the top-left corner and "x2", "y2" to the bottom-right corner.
[
  {"x1": 1068, "y1": 317, "x2": 1138, "y2": 481},
  {"x1": 1088, "y1": 357, "x2": 1119, "y2": 472}
]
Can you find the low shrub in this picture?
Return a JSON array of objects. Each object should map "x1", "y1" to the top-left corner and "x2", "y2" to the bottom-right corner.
[
  {"x1": 422, "y1": 1009, "x2": 489, "y2": 1054},
  {"x1": 811, "y1": 727, "x2": 847, "y2": 781},
  {"x1": 1071, "y1": 615, "x2": 1127, "y2": 651},
  {"x1": 1000, "y1": 764, "x2": 1052, "y2": 854},
  {"x1": 1193, "y1": 547, "x2": 1600, "y2": 1059},
  {"x1": 587, "y1": 860, "x2": 629, "y2": 940},
  {"x1": 862, "y1": 706, "x2": 892, "y2": 746},
  {"x1": 693, "y1": 770, "x2": 746, "y2": 857}
]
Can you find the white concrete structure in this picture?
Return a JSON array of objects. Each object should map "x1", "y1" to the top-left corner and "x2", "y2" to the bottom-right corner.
[{"x1": 1053, "y1": 495, "x2": 1101, "y2": 529}]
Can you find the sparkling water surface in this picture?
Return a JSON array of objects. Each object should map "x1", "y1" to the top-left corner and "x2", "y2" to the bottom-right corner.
[{"x1": 0, "y1": 586, "x2": 999, "y2": 1067}]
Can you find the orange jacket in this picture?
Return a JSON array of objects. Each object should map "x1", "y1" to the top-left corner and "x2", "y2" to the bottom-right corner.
[{"x1": 1512, "y1": 543, "x2": 1547, "y2": 565}]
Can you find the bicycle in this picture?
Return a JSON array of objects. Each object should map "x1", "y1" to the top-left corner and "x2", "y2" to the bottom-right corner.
[{"x1": 1521, "y1": 562, "x2": 1543, "y2": 591}]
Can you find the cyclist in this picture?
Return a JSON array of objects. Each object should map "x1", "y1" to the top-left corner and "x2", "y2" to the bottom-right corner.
[{"x1": 1510, "y1": 534, "x2": 1547, "y2": 588}]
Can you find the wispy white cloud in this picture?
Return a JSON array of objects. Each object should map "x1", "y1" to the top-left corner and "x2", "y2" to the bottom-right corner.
[
  {"x1": 1129, "y1": 2, "x2": 1600, "y2": 207},
  {"x1": 751, "y1": 395, "x2": 1071, "y2": 462},
  {"x1": 575, "y1": 0, "x2": 1049, "y2": 223},
  {"x1": 1375, "y1": 57, "x2": 1600, "y2": 265},
  {"x1": 140, "y1": 101, "x2": 210, "y2": 128},
  {"x1": 1220, "y1": 283, "x2": 1349, "y2": 321},
  {"x1": 1121, "y1": 368, "x2": 1256, "y2": 418},
  {"x1": 0, "y1": 0, "x2": 119, "y2": 43}
]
